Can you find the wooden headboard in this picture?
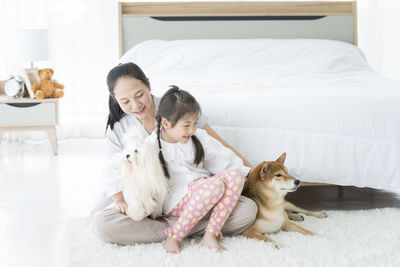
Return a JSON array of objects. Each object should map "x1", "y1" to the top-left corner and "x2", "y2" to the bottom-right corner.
[{"x1": 118, "y1": 1, "x2": 357, "y2": 57}]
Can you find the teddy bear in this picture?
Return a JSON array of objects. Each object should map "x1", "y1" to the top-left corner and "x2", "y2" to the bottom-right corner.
[{"x1": 31, "y1": 68, "x2": 64, "y2": 99}]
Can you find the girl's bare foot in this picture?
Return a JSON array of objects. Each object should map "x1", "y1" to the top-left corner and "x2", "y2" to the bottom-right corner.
[
  {"x1": 163, "y1": 237, "x2": 181, "y2": 253},
  {"x1": 200, "y1": 231, "x2": 226, "y2": 252}
]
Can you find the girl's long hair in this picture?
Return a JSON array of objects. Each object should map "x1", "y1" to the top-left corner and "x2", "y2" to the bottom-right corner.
[
  {"x1": 106, "y1": 62, "x2": 150, "y2": 131},
  {"x1": 156, "y1": 86, "x2": 204, "y2": 178}
]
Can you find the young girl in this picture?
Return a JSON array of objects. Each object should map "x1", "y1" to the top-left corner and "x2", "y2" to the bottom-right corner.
[{"x1": 145, "y1": 86, "x2": 251, "y2": 253}]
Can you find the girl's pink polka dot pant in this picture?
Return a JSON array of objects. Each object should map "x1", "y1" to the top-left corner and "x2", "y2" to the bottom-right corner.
[{"x1": 165, "y1": 168, "x2": 245, "y2": 240}]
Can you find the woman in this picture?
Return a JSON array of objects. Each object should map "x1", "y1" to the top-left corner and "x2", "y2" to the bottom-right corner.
[{"x1": 92, "y1": 62, "x2": 257, "y2": 245}]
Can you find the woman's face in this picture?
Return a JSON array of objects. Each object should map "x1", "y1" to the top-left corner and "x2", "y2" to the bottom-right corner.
[{"x1": 113, "y1": 77, "x2": 153, "y2": 121}]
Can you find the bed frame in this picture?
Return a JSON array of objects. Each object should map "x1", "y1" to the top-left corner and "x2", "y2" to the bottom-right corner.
[
  {"x1": 118, "y1": 1, "x2": 357, "y2": 187},
  {"x1": 118, "y1": 1, "x2": 357, "y2": 57}
]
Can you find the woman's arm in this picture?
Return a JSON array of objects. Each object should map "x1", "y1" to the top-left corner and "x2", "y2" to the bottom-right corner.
[
  {"x1": 202, "y1": 123, "x2": 254, "y2": 169},
  {"x1": 113, "y1": 192, "x2": 128, "y2": 214}
]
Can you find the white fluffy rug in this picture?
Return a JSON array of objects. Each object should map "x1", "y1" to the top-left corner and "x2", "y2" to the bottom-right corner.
[{"x1": 65, "y1": 208, "x2": 400, "y2": 267}]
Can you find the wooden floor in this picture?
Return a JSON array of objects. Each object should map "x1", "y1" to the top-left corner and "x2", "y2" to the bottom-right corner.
[{"x1": 286, "y1": 185, "x2": 400, "y2": 211}]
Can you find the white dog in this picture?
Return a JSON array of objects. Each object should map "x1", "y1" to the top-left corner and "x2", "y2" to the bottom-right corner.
[{"x1": 121, "y1": 128, "x2": 168, "y2": 221}]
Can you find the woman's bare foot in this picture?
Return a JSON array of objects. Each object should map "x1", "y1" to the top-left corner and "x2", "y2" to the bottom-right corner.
[
  {"x1": 163, "y1": 237, "x2": 181, "y2": 254},
  {"x1": 200, "y1": 232, "x2": 226, "y2": 252}
]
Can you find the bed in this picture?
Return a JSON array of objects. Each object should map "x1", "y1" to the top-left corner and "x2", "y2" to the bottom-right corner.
[{"x1": 117, "y1": 1, "x2": 400, "y2": 191}]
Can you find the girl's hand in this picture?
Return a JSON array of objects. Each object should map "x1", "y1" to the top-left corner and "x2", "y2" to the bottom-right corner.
[{"x1": 115, "y1": 200, "x2": 128, "y2": 214}]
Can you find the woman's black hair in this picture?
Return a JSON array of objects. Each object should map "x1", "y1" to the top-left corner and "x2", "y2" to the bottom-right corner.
[
  {"x1": 156, "y1": 86, "x2": 204, "y2": 178},
  {"x1": 106, "y1": 62, "x2": 150, "y2": 131}
]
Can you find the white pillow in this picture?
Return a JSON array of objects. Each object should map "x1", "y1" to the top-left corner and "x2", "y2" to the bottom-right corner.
[{"x1": 120, "y1": 38, "x2": 369, "y2": 74}]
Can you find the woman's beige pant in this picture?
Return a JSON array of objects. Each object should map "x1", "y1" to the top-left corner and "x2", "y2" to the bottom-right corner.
[{"x1": 92, "y1": 196, "x2": 257, "y2": 245}]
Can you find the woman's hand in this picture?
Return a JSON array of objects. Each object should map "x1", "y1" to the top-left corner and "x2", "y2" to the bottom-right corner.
[
  {"x1": 115, "y1": 200, "x2": 128, "y2": 214},
  {"x1": 203, "y1": 123, "x2": 254, "y2": 169},
  {"x1": 112, "y1": 191, "x2": 128, "y2": 214}
]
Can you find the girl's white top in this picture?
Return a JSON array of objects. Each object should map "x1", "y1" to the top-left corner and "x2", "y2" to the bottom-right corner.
[
  {"x1": 145, "y1": 128, "x2": 251, "y2": 214},
  {"x1": 91, "y1": 95, "x2": 208, "y2": 213}
]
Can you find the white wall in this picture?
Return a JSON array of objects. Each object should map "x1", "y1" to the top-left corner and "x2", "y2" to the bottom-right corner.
[{"x1": 0, "y1": 0, "x2": 399, "y2": 140}]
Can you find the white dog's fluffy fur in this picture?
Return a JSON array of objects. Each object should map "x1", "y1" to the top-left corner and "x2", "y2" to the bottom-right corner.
[{"x1": 121, "y1": 128, "x2": 168, "y2": 221}]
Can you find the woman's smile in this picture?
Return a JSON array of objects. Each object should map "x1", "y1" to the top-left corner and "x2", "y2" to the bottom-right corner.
[{"x1": 132, "y1": 106, "x2": 145, "y2": 115}]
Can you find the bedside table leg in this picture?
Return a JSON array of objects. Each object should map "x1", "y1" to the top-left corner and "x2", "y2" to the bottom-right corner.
[{"x1": 44, "y1": 126, "x2": 58, "y2": 155}]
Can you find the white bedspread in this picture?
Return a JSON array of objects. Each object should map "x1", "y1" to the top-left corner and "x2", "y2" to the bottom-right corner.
[{"x1": 120, "y1": 39, "x2": 400, "y2": 190}]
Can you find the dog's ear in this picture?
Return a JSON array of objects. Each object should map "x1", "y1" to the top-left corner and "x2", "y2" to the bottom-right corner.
[
  {"x1": 276, "y1": 152, "x2": 286, "y2": 164},
  {"x1": 259, "y1": 162, "x2": 268, "y2": 180}
]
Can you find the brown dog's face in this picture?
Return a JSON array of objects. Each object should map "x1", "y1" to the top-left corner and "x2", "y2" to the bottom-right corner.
[{"x1": 258, "y1": 153, "x2": 300, "y2": 193}]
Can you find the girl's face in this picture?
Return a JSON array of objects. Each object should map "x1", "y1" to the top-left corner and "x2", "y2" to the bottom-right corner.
[
  {"x1": 162, "y1": 112, "x2": 199, "y2": 144},
  {"x1": 113, "y1": 77, "x2": 153, "y2": 121}
]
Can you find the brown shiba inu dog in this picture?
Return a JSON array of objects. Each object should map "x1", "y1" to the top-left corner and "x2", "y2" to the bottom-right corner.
[{"x1": 242, "y1": 153, "x2": 327, "y2": 248}]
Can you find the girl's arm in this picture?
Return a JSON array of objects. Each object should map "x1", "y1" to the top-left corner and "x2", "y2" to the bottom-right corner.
[{"x1": 203, "y1": 123, "x2": 254, "y2": 169}]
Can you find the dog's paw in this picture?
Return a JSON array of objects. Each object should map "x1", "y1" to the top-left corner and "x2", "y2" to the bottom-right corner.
[
  {"x1": 127, "y1": 208, "x2": 147, "y2": 221},
  {"x1": 272, "y1": 242, "x2": 281, "y2": 249},
  {"x1": 306, "y1": 230, "x2": 319, "y2": 236},
  {"x1": 288, "y1": 213, "x2": 304, "y2": 221},
  {"x1": 314, "y1": 211, "x2": 328, "y2": 218}
]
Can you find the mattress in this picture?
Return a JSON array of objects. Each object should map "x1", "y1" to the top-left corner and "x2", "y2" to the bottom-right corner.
[{"x1": 120, "y1": 39, "x2": 400, "y2": 190}]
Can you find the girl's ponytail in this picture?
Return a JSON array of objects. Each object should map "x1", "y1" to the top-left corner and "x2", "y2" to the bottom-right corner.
[
  {"x1": 156, "y1": 115, "x2": 170, "y2": 178},
  {"x1": 191, "y1": 135, "x2": 204, "y2": 166}
]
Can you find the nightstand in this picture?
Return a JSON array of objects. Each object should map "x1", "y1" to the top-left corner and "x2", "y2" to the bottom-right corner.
[{"x1": 0, "y1": 98, "x2": 59, "y2": 155}]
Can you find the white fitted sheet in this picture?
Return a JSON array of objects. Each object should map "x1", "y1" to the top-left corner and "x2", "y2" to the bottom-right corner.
[{"x1": 120, "y1": 39, "x2": 400, "y2": 190}]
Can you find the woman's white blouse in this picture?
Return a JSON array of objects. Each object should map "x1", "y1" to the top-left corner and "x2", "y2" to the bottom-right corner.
[
  {"x1": 92, "y1": 95, "x2": 208, "y2": 213},
  {"x1": 145, "y1": 129, "x2": 251, "y2": 214}
]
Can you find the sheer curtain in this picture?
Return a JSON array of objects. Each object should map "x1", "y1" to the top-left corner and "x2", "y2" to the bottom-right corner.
[
  {"x1": 357, "y1": 0, "x2": 400, "y2": 81},
  {"x1": 48, "y1": 0, "x2": 118, "y2": 139},
  {"x1": 0, "y1": 0, "x2": 399, "y2": 141},
  {"x1": 0, "y1": 0, "x2": 119, "y2": 141},
  {"x1": 0, "y1": 0, "x2": 19, "y2": 80}
]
